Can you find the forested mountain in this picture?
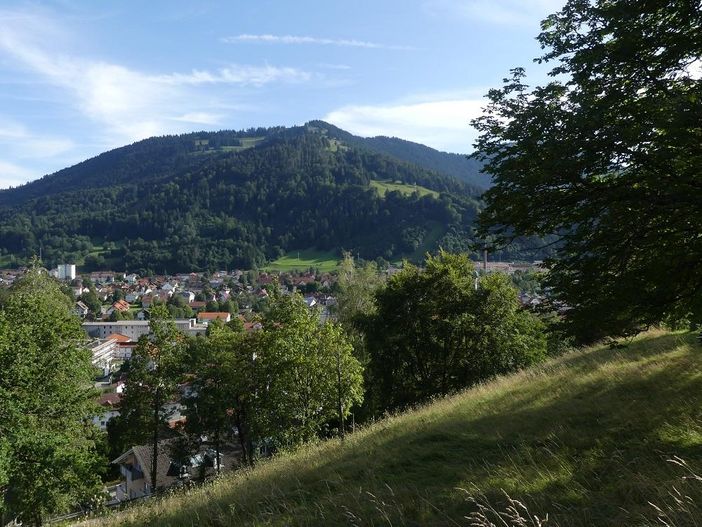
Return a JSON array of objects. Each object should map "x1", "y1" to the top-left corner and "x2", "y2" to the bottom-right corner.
[
  {"x1": 0, "y1": 123, "x2": 530, "y2": 273},
  {"x1": 306, "y1": 121, "x2": 490, "y2": 189}
]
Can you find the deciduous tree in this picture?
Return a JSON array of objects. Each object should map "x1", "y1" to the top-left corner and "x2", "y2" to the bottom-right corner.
[
  {"x1": 0, "y1": 267, "x2": 103, "y2": 525},
  {"x1": 363, "y1": 252, "x2": 546, "y2": 412},
  {"x1": 472, "y1": 0, "x2": 702, "y2": 342}
]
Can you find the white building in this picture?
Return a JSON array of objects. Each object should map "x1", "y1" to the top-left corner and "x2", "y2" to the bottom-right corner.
[
  {"x1": 83, "y1": 319, "x2": 207, "y2": 340},
  {"x1": 57, "y1": 263, "x2": 76, "y2": 281}
]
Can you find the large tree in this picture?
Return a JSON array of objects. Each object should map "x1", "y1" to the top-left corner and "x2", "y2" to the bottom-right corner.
[
  {"x1": 472, "y1": 0, "x2": 702, "y2": 342},
  {"x1": 255, "y1": 291, "x2": 364, "y2": 447},
  {"x1": 0, "y1": 267, "x2": 103, "y2": 525},
  {"x1": 364, "y1": 252, "x2": 546, "y2": 412},
  {"x1": 114, "y1": 304, "x2": 185, "y2": 493}
]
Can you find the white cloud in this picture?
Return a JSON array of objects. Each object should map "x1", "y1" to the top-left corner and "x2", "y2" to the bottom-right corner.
[
  {"x1": 159, "y1": 65, "x2": 311, "y2": 86},
  {"x1": 222, "y1": 34, "x2": 412, "y2": 50},
  {"x1": 0, "y1": 160, "x2": 36, "y2": 188},
  {"x1": 324, "y1": 97, "x2": 485, "y2": 154},
  {"x1": 173, "y1": 112, "x2": 223, "y2": 126},
  {"x1": 0, "y1": 116, "x2": 74, "y2": 159},
  {"x1": 424, "y1": 0, "x2": 564, "y2": 26},
  {"x1": 0, "y1": 9, "x2": 313, "y2": 149}
]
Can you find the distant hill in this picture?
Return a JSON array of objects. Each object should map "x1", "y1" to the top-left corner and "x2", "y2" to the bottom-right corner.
[
  {"x1": 307, "y1": 120, "x2": 491, "y2": 190},
  {"x1": 80, "y1": 330, "x2": 702, "y2": 527},
  {"x1": 0, "y1": 122, "x2": 526, "y2": 273}
]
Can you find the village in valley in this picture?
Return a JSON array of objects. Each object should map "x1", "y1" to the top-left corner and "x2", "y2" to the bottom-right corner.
[{"x1": 0, "y1": 258, "x2": 544, "y2": 504}]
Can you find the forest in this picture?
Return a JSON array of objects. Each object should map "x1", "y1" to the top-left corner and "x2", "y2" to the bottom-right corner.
[{"x1": 0, "y1": 123, "x2": 546, "y2": 273}]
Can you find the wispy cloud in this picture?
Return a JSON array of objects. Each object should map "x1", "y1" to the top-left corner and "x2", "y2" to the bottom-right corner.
[
  {"x1": 158, "y1": 65, "x2": 311, "y2": 86},
  {"x1": 424, "y1": 0, "x2": 564, "y2": 26},
  {"x1": 172, "y1": 112, "x2": 223, "y2": 126},
  {"x1": 324, "y1": 96, "x2": 485, "y2": 154},
  {"x1": 222, "y1": 34, "x2": 413, "y2": 50},
  {"x1": 0, "y1": 160, "x2": 37, "y2": 188},
  {"x1": 0, "y1": 116, "x2": 74, "y2": 158},
  {"x1": 0, "y1": 8, "x2": 313, "y2": 150}
]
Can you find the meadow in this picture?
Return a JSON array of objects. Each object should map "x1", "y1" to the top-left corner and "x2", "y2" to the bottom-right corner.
[
  {"x1": 78, "y1": 330, "x2": 702, "y2": 526},
  {"x1": 263, "y1": 249, "x2": 340, "y2": 272},
  {"x1": 370, "y1": 179, "x2": 440, "y2": 199}
]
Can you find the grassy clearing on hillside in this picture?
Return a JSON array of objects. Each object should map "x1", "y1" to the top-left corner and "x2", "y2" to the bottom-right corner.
[
  {"x1": 370, "y1": 179, "x2": 439, "y2": 199},
  {"x1": 80, "y1": 330, "x2": 702, "y2": 526},
  {"x1": 191, "y1": 137, "x2": 264, "y2": 155},
  {"x1": 263, "y1": 249, "x2": 340, "y2": 272}
]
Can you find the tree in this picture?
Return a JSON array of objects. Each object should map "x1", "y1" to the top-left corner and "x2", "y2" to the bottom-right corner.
[
  {"x1": 181, "y1": 324, "x2": 247, "y2": 470},
  {"x1": 254, "y1": 291, "x2": 364, "y2": 447},
  {"x1": 0, "y1": 267, "x2": 103, "y2": 525},
  {"x1": 80, "y1": 289, "x2": 102, "y2": 318},
  {"x1": 115, "y1": 304, "x2": 185, "y2": 493},
  {"x1": 334, "y1": 253, "x2": 384, "y2": 333},
  {"x1": 472, "y1": 0, "x2": 702, "y2": 342},
  {"x1": 363, "y1": 252, "x2": 546, "y2": 412}
]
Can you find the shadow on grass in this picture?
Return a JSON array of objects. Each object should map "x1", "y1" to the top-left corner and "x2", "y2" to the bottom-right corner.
[{"x1": 119, "y1": 332, "x2": 702, "y2": 527}]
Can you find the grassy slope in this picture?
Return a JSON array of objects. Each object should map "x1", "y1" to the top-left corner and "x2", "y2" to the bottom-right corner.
[
  {"x1": 263, "y1": 249, "x2": 340, "y2": 272},
  {"x1": 370, "y1": 179, "x2": 440, "y2": 199},
  {"x1": 84, "y1": 330, "x2": 702, "y2": 526}
]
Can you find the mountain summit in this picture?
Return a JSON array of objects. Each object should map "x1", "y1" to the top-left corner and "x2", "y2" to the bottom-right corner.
[{"x1": 0, "y1": 122, "x2": 498, "y2": 272}]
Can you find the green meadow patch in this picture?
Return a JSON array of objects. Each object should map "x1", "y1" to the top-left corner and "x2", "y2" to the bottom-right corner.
[
  {"x1": 264, "y1": 249, "x2": 340, "y2": 272},
  {"x1": 370, "y1": 179, "x2": 440, "y2": 199}
]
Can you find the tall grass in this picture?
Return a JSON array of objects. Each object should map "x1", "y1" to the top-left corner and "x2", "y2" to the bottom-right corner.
[{"x1": 79, "y1": 330, "x2": 702, "y2": 526}]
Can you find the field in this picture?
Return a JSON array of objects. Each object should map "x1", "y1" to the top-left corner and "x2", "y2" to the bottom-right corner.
[
  {"x1": 370, "y1": 179, "x2": 440, "y2": 199},
  {"x1": 192, "y1": 137, "x2": 264, "y2": 155},
  {"x1": 263, "y1": 249, "x2": 340, "y2": 272},
  {"x1": 80, "y1": 330, "x2": 702, "y2": 526}
]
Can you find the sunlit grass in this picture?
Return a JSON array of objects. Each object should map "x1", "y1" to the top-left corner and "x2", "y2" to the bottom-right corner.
[
  {"x1": 370, "y1": 179, "x2": 439, "y2": 199},
  {"x1": 263, "y1": 249, "x2": 340, "y2": 272},
  {"x1": 79, "y1": 330, "x2": 702, "y2": 526}
]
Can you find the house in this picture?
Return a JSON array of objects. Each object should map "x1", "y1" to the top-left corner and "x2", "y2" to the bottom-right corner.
[
  {"x1": 74, "y1": 301, "x2": 90, "y2": 318},
  {"x1": 188, "y1": 301, "x2": 207, "y2": 311},
  {"x1": 161, "y1": 282, "x2": 178, "y2": 293},
  {"x1": 110, "y1": 299, "x2": 131, "y2": 313},
  {"x1": 125, "y1": 292, "x2": 140, "y2": 303},
  {"x1": 197, "y1": 312, "x2": 231, "y2": 324},
  {"x1": 93, "y1": 392, "x2": 122, "y2": 430},
  {"x1": 112, "y1": 440, "x2": 233, "y2": 501},
  {"x1": 303, "y1": 296, "x2": 317, "y2": 308},
  {"x1": 141, "y1": 295, "x2": 155, "y2": 308},
  {"x1": 179, "y1": 290, "x2": 196, "y2": 303},
  {"x1": 83, "y1": 319, "x2": 207, "y2": 340},
  {"x1": 125, "y1": 273, "x2": 138, "y2": 284}
]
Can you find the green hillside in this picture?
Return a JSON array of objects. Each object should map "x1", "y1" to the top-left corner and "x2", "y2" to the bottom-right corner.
[
  {"x1": 83, "y1": 330, "x2": 702, "y2": 526},
  {"x1": 0, "y1": 124, "x2": 493, "y2": 273}
]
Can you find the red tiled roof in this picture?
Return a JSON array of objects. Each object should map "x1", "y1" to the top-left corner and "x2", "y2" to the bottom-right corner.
[
  {"x1": 112, "y1": 299, "x2": 130, "y2": 311},
  {"x1": 98, "y1": 392, "x2": 122, "y2": 407},
  {"x1": 105, "y1": 333, "x2": 131, "y2": 343},
  {"x1": 197, "y1": 312, "x2": 230, "y2": 320}
]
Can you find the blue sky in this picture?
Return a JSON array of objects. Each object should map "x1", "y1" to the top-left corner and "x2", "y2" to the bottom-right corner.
[{"x1": 0, "y1": 0, "x2": 563, "y2": 188}]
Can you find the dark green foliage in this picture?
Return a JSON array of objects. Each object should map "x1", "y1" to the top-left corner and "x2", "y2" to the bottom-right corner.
[
  {"x1": 0, "y1": 267, "x2": 103, "y2": 525},
  {"x1": 111, "y1": 305, "x2": 185, "y2": 492},
  {"x1": 363, "y1": 252, "x2": 547, "y2": 412},
  {"x1": 306, "y1": 120, "x2": 491, "y2": 189},
  {"x1": 473, "y1": 0, "x2": 702, "y2": 342},
  {"x1": 0, "y1": 124, "x2": 496, "y2": 272}
]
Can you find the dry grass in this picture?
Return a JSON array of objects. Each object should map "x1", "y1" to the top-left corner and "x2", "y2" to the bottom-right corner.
[{"x1": 77, "y1": 329, "x2": 702, "y2": 526}]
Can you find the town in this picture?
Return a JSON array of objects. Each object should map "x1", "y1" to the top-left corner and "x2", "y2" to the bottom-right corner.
[{"x1": 0, "y1": 258, "x2": 544, "y2": 505}]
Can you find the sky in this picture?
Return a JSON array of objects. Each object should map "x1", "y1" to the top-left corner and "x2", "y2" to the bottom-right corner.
[{"x1": 0, "y1": 0, "x2": 564, "y2": 189}]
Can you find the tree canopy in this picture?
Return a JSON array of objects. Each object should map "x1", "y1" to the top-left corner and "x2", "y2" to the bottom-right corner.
[
  {"x1": 472, "y1": 0, "x2": 702, "y2": 342},
  {"x1": 0, "y1": 267, "x2": 102, "y2": 525},
  {"x1": 363, "y1": 252, "x2": 546, "y2": 412}
]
